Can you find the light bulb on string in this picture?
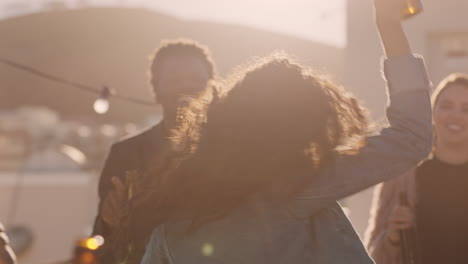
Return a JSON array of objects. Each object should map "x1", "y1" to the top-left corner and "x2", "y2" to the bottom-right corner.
[
  {"x1": 94, "y1": 98, "x2": 109, "y2": 114},
  {"x1": 94, "y1": 86, "x2": 113, "y2": 114}
]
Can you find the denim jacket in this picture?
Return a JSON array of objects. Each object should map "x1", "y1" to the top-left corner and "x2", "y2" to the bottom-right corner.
[{"x1": 140, "y1": 55, "x2": 433, "y2": 264}]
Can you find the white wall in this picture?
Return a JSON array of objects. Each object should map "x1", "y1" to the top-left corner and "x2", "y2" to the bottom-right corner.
[{"x1": 0, "y1": 172, "x2": 98, "y2": 264}]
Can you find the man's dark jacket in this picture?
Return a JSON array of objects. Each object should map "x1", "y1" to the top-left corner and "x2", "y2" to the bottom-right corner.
[{"x1": 92, "y1": 123, "x2": 166, "y2": 264}]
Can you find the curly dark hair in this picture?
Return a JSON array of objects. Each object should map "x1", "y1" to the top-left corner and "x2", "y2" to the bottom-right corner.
[
  {"x1": 148, "y1": 38, "x2": 216, "y2": 98},
  {"x1": 133, "y1": 53, "x2": 371, "y2": 235}
]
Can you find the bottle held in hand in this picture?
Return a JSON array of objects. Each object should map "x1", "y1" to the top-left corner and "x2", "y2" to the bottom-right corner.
[{"x1": 402, "y1": 0, "x2": 423, "y2": 19}]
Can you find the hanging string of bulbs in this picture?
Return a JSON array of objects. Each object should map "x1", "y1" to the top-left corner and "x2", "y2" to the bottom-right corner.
[{"x1": 0, "y1": 58, "x2": 155, "y2": 114}]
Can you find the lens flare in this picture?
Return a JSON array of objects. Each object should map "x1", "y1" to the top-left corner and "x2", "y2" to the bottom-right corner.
[
  {"x1": 202, "y1": 243, "x2": 214, "y2": 256},
  {"x1": 85, "y1": 238, "x2": 99, "y2": 250},
  {"x1": 82, "y1": 236, "x2": 104, "y2": 250}
]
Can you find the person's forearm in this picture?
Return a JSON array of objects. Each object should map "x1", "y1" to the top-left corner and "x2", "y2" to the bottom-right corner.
[{"x1": 377, "y1": 19, "x2": 411, "y2": 57}]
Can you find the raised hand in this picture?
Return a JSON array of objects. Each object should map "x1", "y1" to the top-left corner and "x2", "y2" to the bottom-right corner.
[
  {"x1": 386, "y1": 205, "x2": 414, "y2": 245},
  {"x1": 101, "y1": 177, "x2": 129, "y2": 226},
  {"x1": 374, "y1": 0, "x2": 407, "y2": 22},
  {"x1": 373, "y1": 0, "x2": 413, "y2": 57}
]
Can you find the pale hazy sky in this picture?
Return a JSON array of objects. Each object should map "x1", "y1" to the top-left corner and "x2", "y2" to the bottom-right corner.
[
  {"x1": 0, "y1": 0, "x2": 346, "y2": 47},
  {"x1": 145, "y1": 0, "x2": 346, "y2": 47}
]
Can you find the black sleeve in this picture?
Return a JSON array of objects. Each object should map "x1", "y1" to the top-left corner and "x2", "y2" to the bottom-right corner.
[{"x1": 92, "y1": 143, "x2": 124, "y2": 237}]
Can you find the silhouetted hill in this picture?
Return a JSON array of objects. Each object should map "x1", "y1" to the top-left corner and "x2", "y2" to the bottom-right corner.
[{"x1": 0, "y1": 7, "x2": 343, "y2": 123}]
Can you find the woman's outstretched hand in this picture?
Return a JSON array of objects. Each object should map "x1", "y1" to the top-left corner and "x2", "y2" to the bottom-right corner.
[
  {"x1": 374, "y1": 0, "x2": 407, "y2": 23},
  {"x1": 373, "y1": 0, "x2": 413, "y2": 57}
]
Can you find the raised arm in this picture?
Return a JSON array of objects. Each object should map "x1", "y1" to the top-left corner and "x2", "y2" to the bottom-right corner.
[
  {"x1": 289, "y1": 0, "x2": 432, "y2": 217},
  {"x1": 375, "y1": 0, "x2": 411, "y2": 57}
]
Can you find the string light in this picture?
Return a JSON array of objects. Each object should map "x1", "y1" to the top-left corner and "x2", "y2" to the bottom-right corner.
[
  {"x1": 0, "y1": 58, "x2": 155, "y2": 113},
  {"x1": 93, "y1": 86, "x2": 113, "y2": 114}
]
